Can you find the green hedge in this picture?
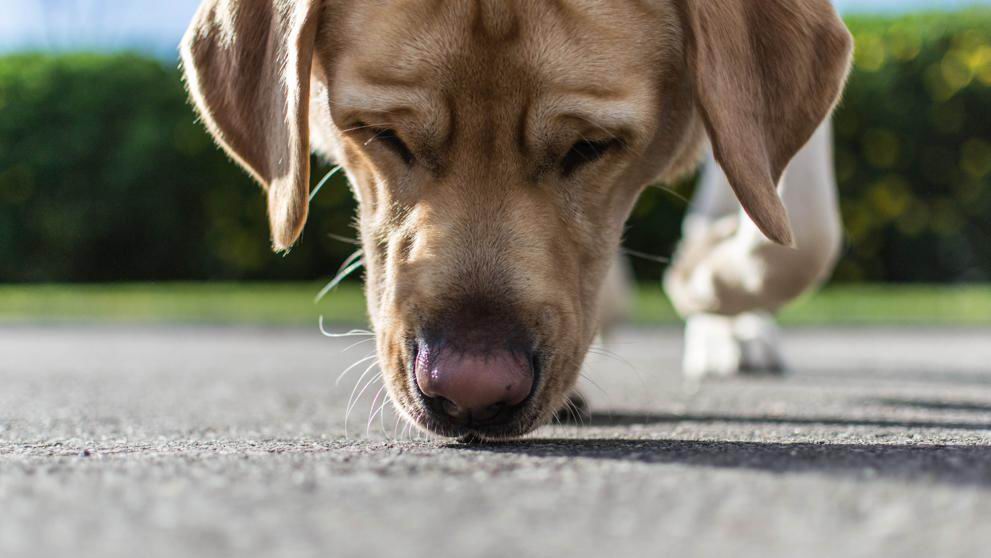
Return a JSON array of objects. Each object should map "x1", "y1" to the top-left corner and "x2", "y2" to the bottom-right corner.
[
  {"x1": 0, "y1": 54, "x2": 358, "y2": 281},
  {"x1": 0, "y1": 10, "x2": 989, "y2": 283},
  {"x1": 832, "y1": 10, "x2": 991, "y2": 282}
]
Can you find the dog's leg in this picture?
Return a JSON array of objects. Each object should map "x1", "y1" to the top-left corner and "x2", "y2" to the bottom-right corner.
[
  {"x1": 733, "y1": 311, "x2": 786, "y2": 374},
  {"x1": 667, "y1": 121, "x2": 840, "y2": 378},
  {"x1": 682, "y1": 311, "x2": 786, "y2": 378},
  {"x1": 682, "y1": 313, "x2": 740, "y2": 379}
]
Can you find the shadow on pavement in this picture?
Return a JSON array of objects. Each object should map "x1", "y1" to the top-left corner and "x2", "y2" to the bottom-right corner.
[
  {"x1": 868, "y1": 397, "x2": 991, "y2": 414},
  {"x1": 581, "y1": 411, "x2": 991, "y2": 432},
  {"x1": 798, "y1": 369, "x2": 991, "y2": 387},
  {"x1": 464, "y1": 436, "x2": 991, "y2": 487},
  {"x1": 457, "y1": 408, "x2": 991, "y2": 486}
]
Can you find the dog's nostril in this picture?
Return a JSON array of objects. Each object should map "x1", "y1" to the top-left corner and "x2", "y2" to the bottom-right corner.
[
  {"x1": 414, "y1": 342, "x2": 535, "y2": 424},
  {"x1": 439, "y1": 398, "x2": 463, "y2": 417}
]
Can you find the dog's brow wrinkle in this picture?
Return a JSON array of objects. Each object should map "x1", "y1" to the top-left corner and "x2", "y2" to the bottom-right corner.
[
  {"x1": 515, "y1": 97, "x2": 532, "y2": 157},
  {"x1": 555, "y1": 85, "x2": 629, "y2": 101},
  {"x1": 355, "y1": 67, "x2": 423, "y2": 89}
]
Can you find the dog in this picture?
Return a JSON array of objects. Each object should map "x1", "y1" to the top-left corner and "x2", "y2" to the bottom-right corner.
[
  {"x1": 181, "y1": 0, "x2": 853, "y2": 440},
  {"x1": 664, "y1": 120, "x2": 843, "y2": 378}
]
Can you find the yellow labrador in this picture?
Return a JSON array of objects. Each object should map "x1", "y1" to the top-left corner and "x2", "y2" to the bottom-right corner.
[{"x1": 181, "y1": 0, "x2": 852, "y2": 440}]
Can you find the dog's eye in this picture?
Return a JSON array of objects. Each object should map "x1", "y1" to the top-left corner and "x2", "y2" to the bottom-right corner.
[
  {"x1": 561, "y1": 138, "x2": 619, "y2": 176},
  {"x1": 364, "y1": 127, "x2": 415, "y2": 166}
]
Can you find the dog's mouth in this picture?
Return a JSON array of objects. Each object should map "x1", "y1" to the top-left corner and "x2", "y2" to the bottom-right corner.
[{"x1": 402, "y1": 337, "x2": 546, "y2": 440}]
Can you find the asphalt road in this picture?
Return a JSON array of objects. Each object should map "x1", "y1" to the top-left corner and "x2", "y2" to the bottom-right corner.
[{"x1": 2, "y1": 324, "x2": 991, "y2": 558}]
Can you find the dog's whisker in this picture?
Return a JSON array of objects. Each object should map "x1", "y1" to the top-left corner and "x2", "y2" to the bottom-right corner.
[
  {"x1": 342, "y1": 359, "x2": 380, "y2": 432},
  {"x1": 328, "y1": 233, "x2": 362, "y2": 246},
  {"x1": 315, "y1": 258, "x2": 366, "y2": 303},
  {"x1": 338, "y1": 122, "x2": 392, "y2": 133},
  {"x1": 392, "y1": 410, "x2": 404, "y2": 440},
  {"x1": 587, "y1": 346, "x2": 652, "y2": 400},
  {"x1": 379, "y1": 398, "x2": 394, "y2": 437},
  {"x1": 344, "y1": 369, "x2": 382, "y2": 438},
  {"x1": 342, "y1": 337, "x2": 376, "y2": 353},
  {"x1": 335, "y1": 248, "x2": 366, "y2": 278},
  {"x1": 587, "y1": 346, "x2": 638, "y2": 373},
  {"x1": 649, "y1": 182, "x2": 692, "y2": 205},
  {"x1": 362, "y1": 128, "x2": 392, "y2": 147},
  {"x1": 336, "y1": 353, "x2": 378, "y2": 386},
  {"x1": 578, "y1": 373, "x2": 610, "y2": 401},
  {"x1": 621, "y1": 248, "x2": 671, "y2": 264},
  {"x1": 318, "y1": 316, "x2": 373, "y2": 338},
  {"x1": 366, "y1": 385, "x2": 389, "y2": 437},
  {"x1": 566, "y1": 398, "x2": 587, "y2": 428},
  {"x1": 308, "y1": 165, "x2": 344, "y2": 203},
  {"x1": 344, "y1": 361, "x2": 380, "y2": 415}
]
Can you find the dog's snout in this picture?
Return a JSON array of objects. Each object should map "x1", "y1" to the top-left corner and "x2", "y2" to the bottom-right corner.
[{"x1": 414, "y1": 342, "x2": 534, "y2": 425}]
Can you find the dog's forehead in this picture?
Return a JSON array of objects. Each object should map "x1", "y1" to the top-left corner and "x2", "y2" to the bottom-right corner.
[{"x1": 331, "y1": 0, "x2": 674, "y2": 117}]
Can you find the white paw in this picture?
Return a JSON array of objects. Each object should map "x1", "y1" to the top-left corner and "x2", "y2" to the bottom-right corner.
[
  {"x1": 682, "y1": 312, "x2": 786, "y2": 379},
  {"x1": 683, "y1": 314, "x2": 741, "y2": 380}
]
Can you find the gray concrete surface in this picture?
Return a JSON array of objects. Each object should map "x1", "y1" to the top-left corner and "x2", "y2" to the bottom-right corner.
[{"x1": 2, "y1": 324, "x2": 991, "y2": 558}]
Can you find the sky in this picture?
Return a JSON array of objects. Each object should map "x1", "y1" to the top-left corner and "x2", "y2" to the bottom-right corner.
[{"x1": 2, "y1": 0, "x2": 990, "y2": 55}]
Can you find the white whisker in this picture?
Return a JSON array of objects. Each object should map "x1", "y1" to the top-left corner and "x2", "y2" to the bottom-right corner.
[
  {"x1": 308, "y1": 165, "x2": 344, "y2": 203},
  {"x1": 315, "y1": 258, "x2": 365, "y2": 303},
  {"x1": 342, "y1": 337, "x2": 376, "y2": 352},
  {"x1": 318, "y1": 316, "x2": 373, "y2": 338},
  {"x1": 336, "y1": 354, "x2": 378, "y2": 386},
  {"x1": 366, "y1": 385, "x2": 388, "y2": 436},
  {"x1": 579, "y1": 373, "x2": 610, "y2": 400},
  {"x1": 345, "y1": 369, "x2": 382, "y2": 438}
]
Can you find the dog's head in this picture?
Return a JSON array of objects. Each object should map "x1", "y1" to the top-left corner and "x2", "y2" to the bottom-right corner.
[{"x1": 182, "y1": 0, "x2": 851, "y2": 439}]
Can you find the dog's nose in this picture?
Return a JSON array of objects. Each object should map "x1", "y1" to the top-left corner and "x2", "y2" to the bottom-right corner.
[{"x1": 414, "y1": 343, "x2": 534, "y2": 423}]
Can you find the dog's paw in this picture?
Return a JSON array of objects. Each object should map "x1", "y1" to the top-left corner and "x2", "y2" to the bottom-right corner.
[
  {"x1": 683, "y1": 314, "x2": 741, "y2": 379},
  {"x1": 733, "y1": 311, "x2": 786, "y2": 375},
  {"x1": 682, "y1": 312, "x2": 786, "y2": 379}
]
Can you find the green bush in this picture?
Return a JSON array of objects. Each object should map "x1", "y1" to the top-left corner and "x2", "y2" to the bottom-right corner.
[
  {"x1": 0, "y1": 10, "x2": 989, "y2": 283},
  {"x1": 0, "y1": 53, "x2": 358, "y2": 281},
  {"x1": 830, "y1": 10, "x2": 991, "y2": 282}
]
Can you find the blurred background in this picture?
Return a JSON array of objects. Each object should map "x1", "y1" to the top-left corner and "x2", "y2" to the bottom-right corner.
[{"x1": 1, "y1": 0, "x2": 990, "y2": 324}]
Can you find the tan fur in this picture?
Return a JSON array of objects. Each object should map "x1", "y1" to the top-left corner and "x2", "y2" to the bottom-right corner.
[{"x1": 181, "y1": 0, "x2": 852, "y2": 438}]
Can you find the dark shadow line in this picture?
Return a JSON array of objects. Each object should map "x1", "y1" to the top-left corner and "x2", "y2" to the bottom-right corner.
[
  {"x1": 579, "y1": 411, "x2": 991, "y2": 432},
  {"x1": 868, "y1": 397, "x2": 991, "y2": 414},
  {"x1": 796, "y1": 369, "x2": 991, "y2": 388},
  {"x1": 453, "y1": 438, "x2": 991, "y2": 487}
]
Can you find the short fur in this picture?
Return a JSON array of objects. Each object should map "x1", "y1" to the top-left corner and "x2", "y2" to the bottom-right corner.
[{"x1": 181, "y1": 0, "x2": 852, "y2": 439}]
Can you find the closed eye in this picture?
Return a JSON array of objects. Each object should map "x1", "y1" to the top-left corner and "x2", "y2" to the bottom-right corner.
[
  {"x1": 561, "y1": 138, "x2": 621, "y2": 177},
  {"x1": 362, "y1": 126, "x2": 415, "y2": 166}
]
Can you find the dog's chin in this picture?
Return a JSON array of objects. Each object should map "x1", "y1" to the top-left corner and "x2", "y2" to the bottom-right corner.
[
  {"x1": 401, "y1": 394, "x2": 548, "y2": 442},
  {"x1": 413, "y1": 416, "x2": 543, "y2": 442}
]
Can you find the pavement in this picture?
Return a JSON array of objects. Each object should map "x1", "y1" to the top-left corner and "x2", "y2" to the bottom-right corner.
[{"x1": 2, "y1": 324, "x2": 991, "y2": 558}]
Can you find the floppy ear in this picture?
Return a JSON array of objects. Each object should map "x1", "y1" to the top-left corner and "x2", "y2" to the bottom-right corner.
[
  {"x1": 679, "y1": 0, "x2": 852, "y2": 246},
  {"x1": 181, "y1": 0, "x2": 321, "y2": 251}
]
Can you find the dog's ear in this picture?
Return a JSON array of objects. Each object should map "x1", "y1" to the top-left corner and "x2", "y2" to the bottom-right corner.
[
  {"x1": 679, "y1": 0, "x2": 852, "y2": 246},
  {"x1": 181, "y1": 0, "x2": 322, "y2": 251}
]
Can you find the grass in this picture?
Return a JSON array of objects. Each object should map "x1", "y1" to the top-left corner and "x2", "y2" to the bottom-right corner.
[{"x1": 1, "y1": 283, "x2": 990, "y2": 327}]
